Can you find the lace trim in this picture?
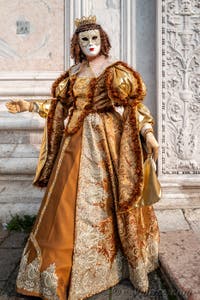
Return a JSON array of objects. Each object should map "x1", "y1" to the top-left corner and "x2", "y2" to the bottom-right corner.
[{"x1": 17, "y1": 252, "x2": 59, "y2": 300}]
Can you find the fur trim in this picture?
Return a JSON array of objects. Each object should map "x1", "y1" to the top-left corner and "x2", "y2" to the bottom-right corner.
[
  {"x1": 34, "y1": 100, "x2": 65, "y2": 187},
  {"x1": 118, "y1": 105, "x2": 144, "y2": 211}
]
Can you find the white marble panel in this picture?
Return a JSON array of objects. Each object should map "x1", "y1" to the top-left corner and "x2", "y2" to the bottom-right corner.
[
  {"x1": 65, "y1": 0, "x2": 136, "y2": 67},
  {"x1": 156, "y1": 0, "x2": 200, "y2": 209},
  {"x1": 0, "y1": 0, "x2": 65, "y2": 71}
]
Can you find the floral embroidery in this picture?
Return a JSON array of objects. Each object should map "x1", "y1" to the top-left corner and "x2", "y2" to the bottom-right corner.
[
  {"x1": 68, "y1": 115, "x2": 125, "y2": 300},
  {"x1": 41, "y1": 264, "x2": 59, "y2": 299},
  {"x1": 96, "y1": 216, "x2": 118, "y2": 264},
  {"x1": 17, "y1": 253, "x2": 40, "y2": 292},
  {"x1": 68, "y1": 114, "x2": 159, "y2": 299},
  {"x1": 17, "y1": 253, "x2": 59, "y2": 300},
  {"x1": 117, "y1": 207, "x2": 159, "y2": 292}
]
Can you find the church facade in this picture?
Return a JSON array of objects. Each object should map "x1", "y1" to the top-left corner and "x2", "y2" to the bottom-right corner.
[{"x1": 0, "y1": 0, "x2": 199, "y2": 221}]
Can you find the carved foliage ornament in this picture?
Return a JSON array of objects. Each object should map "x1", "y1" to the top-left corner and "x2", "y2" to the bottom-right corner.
[{"x1": 161, "y1": 0, "x2": 200, "y2": 174}]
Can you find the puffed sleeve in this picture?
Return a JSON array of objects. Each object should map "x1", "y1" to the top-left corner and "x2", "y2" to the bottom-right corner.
[
  {"x1": 107, "y1": 62, "x2": 154, "y2": 132},
  {"x1": 107, "y1": 62, "x2": 146, "y2": 106}
]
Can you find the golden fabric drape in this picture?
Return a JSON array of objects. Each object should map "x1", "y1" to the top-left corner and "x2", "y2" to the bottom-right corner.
[{"x1": 17, "y1": 127, "x2": 82, "y2": 300}]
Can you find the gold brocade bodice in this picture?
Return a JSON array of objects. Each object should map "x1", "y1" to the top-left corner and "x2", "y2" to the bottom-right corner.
[
  {"x1": 73, "y1": 75, "x2": 111, "y2": 111},
  {"x1": 67, "y1": 75, "x2": 114, "y2": 134},
  {"x1": 73, "y1": 77, "x2": 93, "y2": 110}
]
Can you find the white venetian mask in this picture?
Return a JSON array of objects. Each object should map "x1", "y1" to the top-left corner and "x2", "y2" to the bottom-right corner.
[{"x1": 78, "y1": 29, "x2": 101, "y2": 57}]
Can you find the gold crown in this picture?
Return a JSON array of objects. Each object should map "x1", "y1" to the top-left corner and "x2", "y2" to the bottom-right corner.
[{"x1": 74, "y1": 15, "x2": 96, "y2": 28}]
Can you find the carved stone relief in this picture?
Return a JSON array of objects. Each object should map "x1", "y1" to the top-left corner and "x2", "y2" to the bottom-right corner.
[{"x1": 161, "y1": 0, "x2": 200, "y2": 174}]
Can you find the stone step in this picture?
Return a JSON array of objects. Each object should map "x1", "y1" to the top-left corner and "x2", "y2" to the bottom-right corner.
[
  {"x1": 0, "y1": 203, "x2": 40, "y2": 223},
  {"x1": 0, "y1": 144, "x2": 40, "y2": 158},
  {"x1": 155, "y1": 180, "x2": 200, "y2": 209},
  {"x1": 159, "y1": 230, "x2": 200, "y2": 300},
  {"x1": 155, "y1": 209, "x2": 190, "y2": 232},
  {"x1": 0, "y1": 130, "x2": 43, "y2": 144},
  {"x1": 0, "y1": 177, "x2": 44, "y2": 221},
  {"x1": 0, "y1": 112, "x2": 45, "y2": 130},
  {"x1": 155, "y1": 190, "x2": 200, "y2": 210},
  {"x1": 0, "y1": 178, "x2": 44, "y2": 201},
  {"x1": 0, "y1": 157, "x2": 38, "y2": 174}
]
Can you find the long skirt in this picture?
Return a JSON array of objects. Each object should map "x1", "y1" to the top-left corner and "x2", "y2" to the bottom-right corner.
[{"x1": 16, "y1": 111, "x2": 159, "y2": 300}]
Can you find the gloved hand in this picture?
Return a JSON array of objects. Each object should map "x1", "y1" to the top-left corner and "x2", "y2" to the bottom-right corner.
[
  {"x1": 6, "y1": 100, "x2": 31, "y2": 113},
  {"x1": 145, "y1": 132, "x2": 159, "y2": 162}
]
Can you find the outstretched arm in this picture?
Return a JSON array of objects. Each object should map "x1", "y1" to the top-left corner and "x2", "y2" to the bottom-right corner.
[{"x1": 6, "y1": 99, "x2": 52, "y2": 118}]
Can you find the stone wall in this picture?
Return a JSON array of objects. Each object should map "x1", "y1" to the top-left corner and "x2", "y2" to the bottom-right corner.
[
  {"x1": 0, "y1": 0, "x2": 137, "y2": 221},
  {"x1": 0, "y1": 0, "x2": 65, "y2": 221}
]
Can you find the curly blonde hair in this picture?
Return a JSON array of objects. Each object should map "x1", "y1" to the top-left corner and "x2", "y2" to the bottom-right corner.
[{"x1": 70, "y1": 23, "x2": 111, "y2": 64}]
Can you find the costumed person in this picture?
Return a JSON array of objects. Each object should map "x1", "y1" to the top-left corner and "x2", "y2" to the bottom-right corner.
[{"x1": 6, "y1": 16, "x2": 160, "y2": 300}]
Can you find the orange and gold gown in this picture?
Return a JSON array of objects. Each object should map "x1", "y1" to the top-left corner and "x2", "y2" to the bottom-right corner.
[{"x1": 16, "y1": 61, "x2": 160, "y2": 300}]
